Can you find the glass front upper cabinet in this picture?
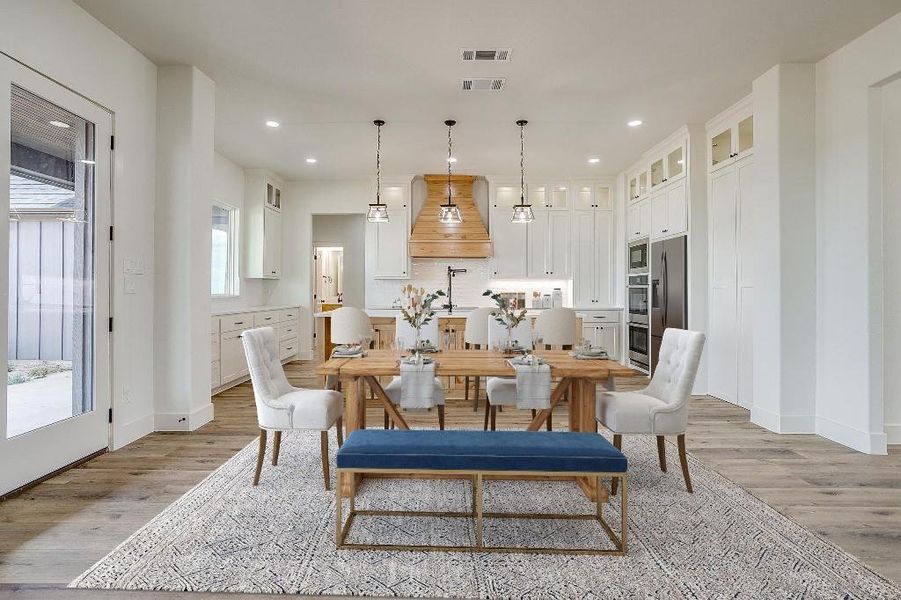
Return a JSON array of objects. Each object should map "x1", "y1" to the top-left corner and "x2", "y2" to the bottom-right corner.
[
  {"x1": 650, "y1": 158, "x2": 664, "y2": 189},
  {"x1": 549, "y1": 184, "x2": 568, "y2": 209},
  {"x1": 738, "y1": 115, "x2": 754, "y2": 155},
  {"x1": 638, "y1": 171, "x2": 648, "y2": 197},
  {"x1": 527, "y1": 184, "x2": 547, "y2": 208},
  {"x1": 666, "y1": 145, "x2": 684, "y2": 181},
  {"x1": 574, "y1": 185, "x2": 593, "y2": 210},
  {"x1": 594, "y1": 185, "x2": 612, "y2": 210},
  {"x1": 628, "y1": 176, "x2": 638, "y2": 201},
  {"x1": 710, "y1": 127, "x2": 732, "y2": 168}
]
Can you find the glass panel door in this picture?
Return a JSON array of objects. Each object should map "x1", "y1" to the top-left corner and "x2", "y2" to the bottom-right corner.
[
  {"x1": 738, "y1": 115, "x2": 753, "y2": 154},
  {"x1": 549, "y1": 184, "x2": 568, "y2": 209},
  {"x1": 650, "y1": 158, "x2": 664, "y2": 188},
  {"x1": 667, "y1": 145, "x2": 684, "y2": 180},
  {"x1": 574, "y1": 185, "x2": 593, "y2": 210},
  {"x1": 711, "y1": 127, "x2": 732, "y2": 168},
  {"x1": 0, "y1": 57, "x2": 111, "y2": 495},
  {"x1": 628, "y1": 176, "x2": 638, "y2": 201},
  {"x1": 527, "y1": 184, "x2": 547, "y2": 208}
]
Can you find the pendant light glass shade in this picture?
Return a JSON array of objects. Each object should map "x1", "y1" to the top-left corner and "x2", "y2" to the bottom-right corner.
[
  {"x1": 438, "y1": 204, "x2": 463, "y2": 224},
  {"x1": 439, "y1": 119, "x2": 463, "y2": 224},
  {"x1": 367, "y1": 119, "x2": 388, "y2": 223},
  {"x1": 367, "y1": 203, "x2": 389, "y2": 222},
  {"x1": 512, "y1": 119, "x2": 534, "y2": 223},
  {"x1": 511, "y1": 204, "x2": 534, "y2": 223}
]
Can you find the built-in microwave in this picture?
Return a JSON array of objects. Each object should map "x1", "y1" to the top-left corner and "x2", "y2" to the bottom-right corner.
[{"x1": 629, "y1": 240, "x2": 649, "y2": 274}]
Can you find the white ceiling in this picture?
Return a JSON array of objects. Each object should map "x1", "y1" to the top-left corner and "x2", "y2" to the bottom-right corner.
[{"x1": 76, "y1": 0, "x2": 901, "y2": 180}]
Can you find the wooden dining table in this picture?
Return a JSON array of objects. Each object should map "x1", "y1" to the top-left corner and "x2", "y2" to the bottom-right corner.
[{"x1": 316, "y1": 348, "x2": 638, "y2": 501}]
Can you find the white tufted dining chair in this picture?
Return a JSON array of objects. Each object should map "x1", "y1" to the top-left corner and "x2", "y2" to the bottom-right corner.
[
  {"x1": 534, "y1": 307, "x2": 577, "y2": 349},
  {"x1": 597, "y1": 328, "x2": 705, "y2": 493},
  {"x1": 382, "y1": 316, "x2": 446, "y2": 429},
  {"x1": 243, "y1": 327, "x2": 344, "y2": 490},
  {"x1": 464, "y1": 307, "x2": 492, "y2": 411}
]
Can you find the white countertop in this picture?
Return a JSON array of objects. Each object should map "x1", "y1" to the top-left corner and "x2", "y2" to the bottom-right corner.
[{"x1": 213, "y1": 304, "x2": 299, "y2": 317}]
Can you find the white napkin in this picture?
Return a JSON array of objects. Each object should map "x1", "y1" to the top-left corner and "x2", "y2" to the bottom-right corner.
[
  {"x1": 399, "y1": 358, "x2": 436, "y2": 409},
  {"x1": 508, "y1": 356, "x2": 551, "y2": 410}
]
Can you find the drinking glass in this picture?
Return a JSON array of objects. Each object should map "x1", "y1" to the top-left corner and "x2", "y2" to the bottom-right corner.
[{"x1": 392, "y1": 336, "x2": 406, "y2": 352}]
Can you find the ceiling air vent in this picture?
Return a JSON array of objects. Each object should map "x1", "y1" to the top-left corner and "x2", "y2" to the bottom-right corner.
[
  {"x1": 461, "y1": 78, "x2": 506, "y2": 92},
  {"x1": 461, "y1": 48, "x2": 512, "y2": 62}
]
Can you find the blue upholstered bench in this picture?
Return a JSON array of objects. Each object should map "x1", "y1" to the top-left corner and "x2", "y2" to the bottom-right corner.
[{"x1": 335, "y1": 430, "x2": 628, "y2": 555}]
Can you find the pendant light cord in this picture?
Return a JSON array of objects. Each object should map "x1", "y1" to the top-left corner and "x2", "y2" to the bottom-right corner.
[
  {"x1": 376, "y1": 121, "x2": 381, "y2": 204},
  {"x1": 446, "y1": 122, "x2": 452, "y2": 206},
  {"x1": 520, "y1": 122, "x2": 525, "y2": 204}
]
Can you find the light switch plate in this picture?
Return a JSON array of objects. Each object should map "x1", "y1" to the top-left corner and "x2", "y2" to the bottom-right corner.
[
  {"x1": 124, "y1": 257, "x2": 144, "y2": 274},
  {"x1": 123, "y1": 276, "x2": 137, "y2": 294}
]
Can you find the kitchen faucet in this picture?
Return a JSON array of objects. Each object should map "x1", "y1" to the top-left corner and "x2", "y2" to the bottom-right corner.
[{"x1": 444, "y1": 265, "x2": 467, "y2": 314}]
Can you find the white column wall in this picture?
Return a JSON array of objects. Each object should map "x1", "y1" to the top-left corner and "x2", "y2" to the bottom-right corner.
[
  {"x1": 750, "y1": 64, "x2": 817, "y2": 433},
  {"x1": 883, "y1": 78, "x2": 901, "y2": 444},
  {"x1": 153, "y1": 66, "x2": 215, "y2": 430}
]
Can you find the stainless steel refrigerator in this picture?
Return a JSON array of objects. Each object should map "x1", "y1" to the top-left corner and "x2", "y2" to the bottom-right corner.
[{"x1": 650, "y1": 235, "x2": 687, "y2": 374}]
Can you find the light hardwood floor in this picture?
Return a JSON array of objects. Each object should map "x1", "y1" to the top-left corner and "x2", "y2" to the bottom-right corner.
[{"x1": 0, "y1": 361, "x2": 899, "y2": 599}]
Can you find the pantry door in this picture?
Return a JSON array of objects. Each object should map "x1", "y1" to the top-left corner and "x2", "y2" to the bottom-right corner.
[{"x1": 0, "y1": 55, "x2": 112, "y2": 495}]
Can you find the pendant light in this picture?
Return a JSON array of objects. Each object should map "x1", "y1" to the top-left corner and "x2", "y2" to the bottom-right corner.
[
  {"x1": 512, "y1": 119, "x2": 534, "y2": 223},
  {"x1": 367, "y1": 119, "x2": 389, "y2": 223},
  {"x1": 438, "y1": 119, "x2": 463, "y2": 224}
]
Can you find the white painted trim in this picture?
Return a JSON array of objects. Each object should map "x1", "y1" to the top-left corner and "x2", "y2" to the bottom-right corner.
[
  {"x1": 113, "y1": 413, "x2": 154, "y2": 450},
  {"x1": 751, "y1": 405, "x2": 815, "y2": 433},
  {"x1": 886, "y1": 423, "x2": 901, "y2": 445},
  {"x1": 155, "y1": 402, "x2": 215, "y2": 431},
  {"x1": 815, "y1": 415, "x2": 888, "y2": 455}
]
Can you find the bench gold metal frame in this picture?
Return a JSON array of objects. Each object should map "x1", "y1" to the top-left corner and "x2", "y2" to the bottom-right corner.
[{"x1": 336, "y1": 468, "x2": 628, "y2": 555}]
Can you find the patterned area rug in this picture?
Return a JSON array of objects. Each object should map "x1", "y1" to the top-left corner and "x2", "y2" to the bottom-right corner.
[{"x1": 71, "y1": 430, "x2": 899, "y2": 598}]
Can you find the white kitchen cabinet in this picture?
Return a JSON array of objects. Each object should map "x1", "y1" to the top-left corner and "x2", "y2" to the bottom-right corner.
[
  {"x1": 709, "y1": 102, "x2": 753, "y2": 172},
  {"x1": 490, "y1": 184, "x2": 528, "y2": 278},
  {"x1": 628, "y1": 198, "x2": 651, "y2": 241},
  {"x1": 245, "y1": 170, "x2": 285, "y2": 279},
  {"x1": 219, "y1": 330, "x2": 248, "y2": 384},
  {"x1": 371, "y1": 183, "x2": 410, "y2": 278},
  {"x1": 212, "y1": 306, "x2": 301, "y2": 393},
  {"x1": 574, "y1": 184, "x2": 613, "y2": 211},
  {"x1": 650, "y1": 179, "x2": 687, "y2": 239},
  {"x1": 527, "y1": 210, "x2": 570, "y2": 278},
  {"x1": 573, "y1": 209, "x2": 614, "y2": 307},
  {"x1": 707, "y1": 155, "x2": 754, "y2": 407},
  {"x1": 581, "y1": 320, "x2": 620, "y2": 359}
]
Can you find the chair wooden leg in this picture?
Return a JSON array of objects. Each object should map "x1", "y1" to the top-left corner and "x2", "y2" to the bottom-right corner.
[
  {"x1": 678, "y1": 434, "x2": 693, "y2": 493},
  {"x1": 483, "y1": 398, "x2": 490, "y2": 430},
  {"x1": 474, "y1": 377, "x2": 481, "y2": 411},
  {"x1": 438, "y1": 405, "x2": 445, "y2": 430},
  {"x1": 611, "y1": 434, "x2": 622, "y2": 495},
  {"x1": 656, "y1": 435, "x2": 667, "y2": 472},
  {"x1": 383, "y1": 408, "x2": 390, "y2": 429},
  {"x1": 252, "y1": 429, "x2": 267, "y2": 486},
  {"x1": 465, "y1": 376, "x2": 470, "y2": 404},
  {"x1": 336, "y1": 416, "x2": 344, "y2": 447},
  {"x1": 271, "y1": 431, "x2": 282, "y2": 466},
  {"x1": 320, "y1": 430, "x2": 330, "y2": 491},
  {"x1": 546, "y1": 411, "x2": 553, "y2": 431},
  {"x1": 490, "y1": 405, "x2": 497, "y2": 431}
]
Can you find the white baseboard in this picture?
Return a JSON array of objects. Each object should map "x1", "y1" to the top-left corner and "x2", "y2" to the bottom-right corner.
[
  {"x1": 886, "y1": 423, "x2": 901, "y2": 445},
  {"x1": 112, "y1": 412, "x2": 154, "y2": 450},
  {"x1": 155, "y1": 402, "x2": 215, "y2": 432},
  {"x1": 815, "y1": 416, "x2": 887, "y2": 455},
  {"x1": 750, "y1": 405, "x2": 815, "y2": 433}
]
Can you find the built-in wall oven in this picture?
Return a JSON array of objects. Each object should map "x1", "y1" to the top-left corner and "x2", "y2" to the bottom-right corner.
[
  {"x1": 628, "y1": 323, "x2": 650, "y2": 371},
  {"x1": 627, "y1": 274, "x2": 649, "y2": 325},
  {"x1": 628, "y1": 239, "x2": 649, "y2": 274}
]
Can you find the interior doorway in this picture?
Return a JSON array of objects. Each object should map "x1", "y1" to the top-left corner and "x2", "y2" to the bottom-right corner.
[{"x1": 314, "y1": 246, "x2": 343, "y2": 311}]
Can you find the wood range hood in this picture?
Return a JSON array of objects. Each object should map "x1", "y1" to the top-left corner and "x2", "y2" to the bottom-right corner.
[{"x1": 409, "y1": 174, "x2": 492, "y2": 258}]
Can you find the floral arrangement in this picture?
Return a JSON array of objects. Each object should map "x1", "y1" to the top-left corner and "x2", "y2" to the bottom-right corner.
[
  {"x1": 400, "y1": 285, "x2": 445, "y2": 347},
  {"x1": 483, "y1": 289, "x2": 528, "y2": 347}
]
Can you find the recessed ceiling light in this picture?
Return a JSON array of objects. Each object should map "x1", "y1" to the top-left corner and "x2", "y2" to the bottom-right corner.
[
  {"x1": 447, "y1": 156, "x2": 457, "y2": 163},
  {"x1": 677, "y1": 159, "x2": 684, "y2": 164},
  {"x1": 588, "y1": 157, "x2": 600, "y2": 164},
  {"x1": 265, "y1": 120, "x2": 280, "y2": 128},
  {"x1": 49, "y1": 120, "x2": 70, "y2": 128},
  {"x1": 627, "y1": 119, "x2": 643, "y2": 127},
  {"x1": 305, "y1": 157, "x2": 317, "y2": 164},
  {"x1": 80, "y1": 159, "x2": 96, "y2": 165}
]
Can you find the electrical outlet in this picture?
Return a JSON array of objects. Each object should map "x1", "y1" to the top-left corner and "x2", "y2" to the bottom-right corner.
[{"x1": 123, "y1": 276, "x2": 137, "y2": 294}]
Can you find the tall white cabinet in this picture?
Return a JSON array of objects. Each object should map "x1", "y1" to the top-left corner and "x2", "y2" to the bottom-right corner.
[
  {"x1": 245, "y1": 170, "x2": 283, "y2": 279},
  {"x1": 572, "y1": 185, "x2": 615, "y2": 307},
  {"x1": 707, "y1": 98, "x2": 755, "y2": 408},
  {"x1": 370, "y1": 179, "x2": 412, "y2": 279}
]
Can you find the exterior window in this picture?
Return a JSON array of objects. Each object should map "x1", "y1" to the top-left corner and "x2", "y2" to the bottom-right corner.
[{"x1": 211, "y1": 203, "x2": 239, "y2": 297}]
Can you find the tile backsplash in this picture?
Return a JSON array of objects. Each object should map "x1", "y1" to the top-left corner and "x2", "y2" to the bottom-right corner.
[{"x1": 366, "y1": 259, "x2": 571, "y2": 309}]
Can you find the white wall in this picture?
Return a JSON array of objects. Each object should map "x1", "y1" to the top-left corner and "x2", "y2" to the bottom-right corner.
[
  {"x1": 0, "y1": 0, "x2": 158, "y2": 449},
  {"x1": 211, "y1": 152, "x2": 273, "y2": 311},
  {"x1": 881, "y1": 77, "x2": 901, "y2": 444},
  {"x1": 815, "y1": 12, "x2": 901, "y2": 453},
  {"x1": 154, "y1": 66, "x2": 214, "y2": 431},
  {"x1": 750, "y1": 64, "x2": 818, "y2": 433}
]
